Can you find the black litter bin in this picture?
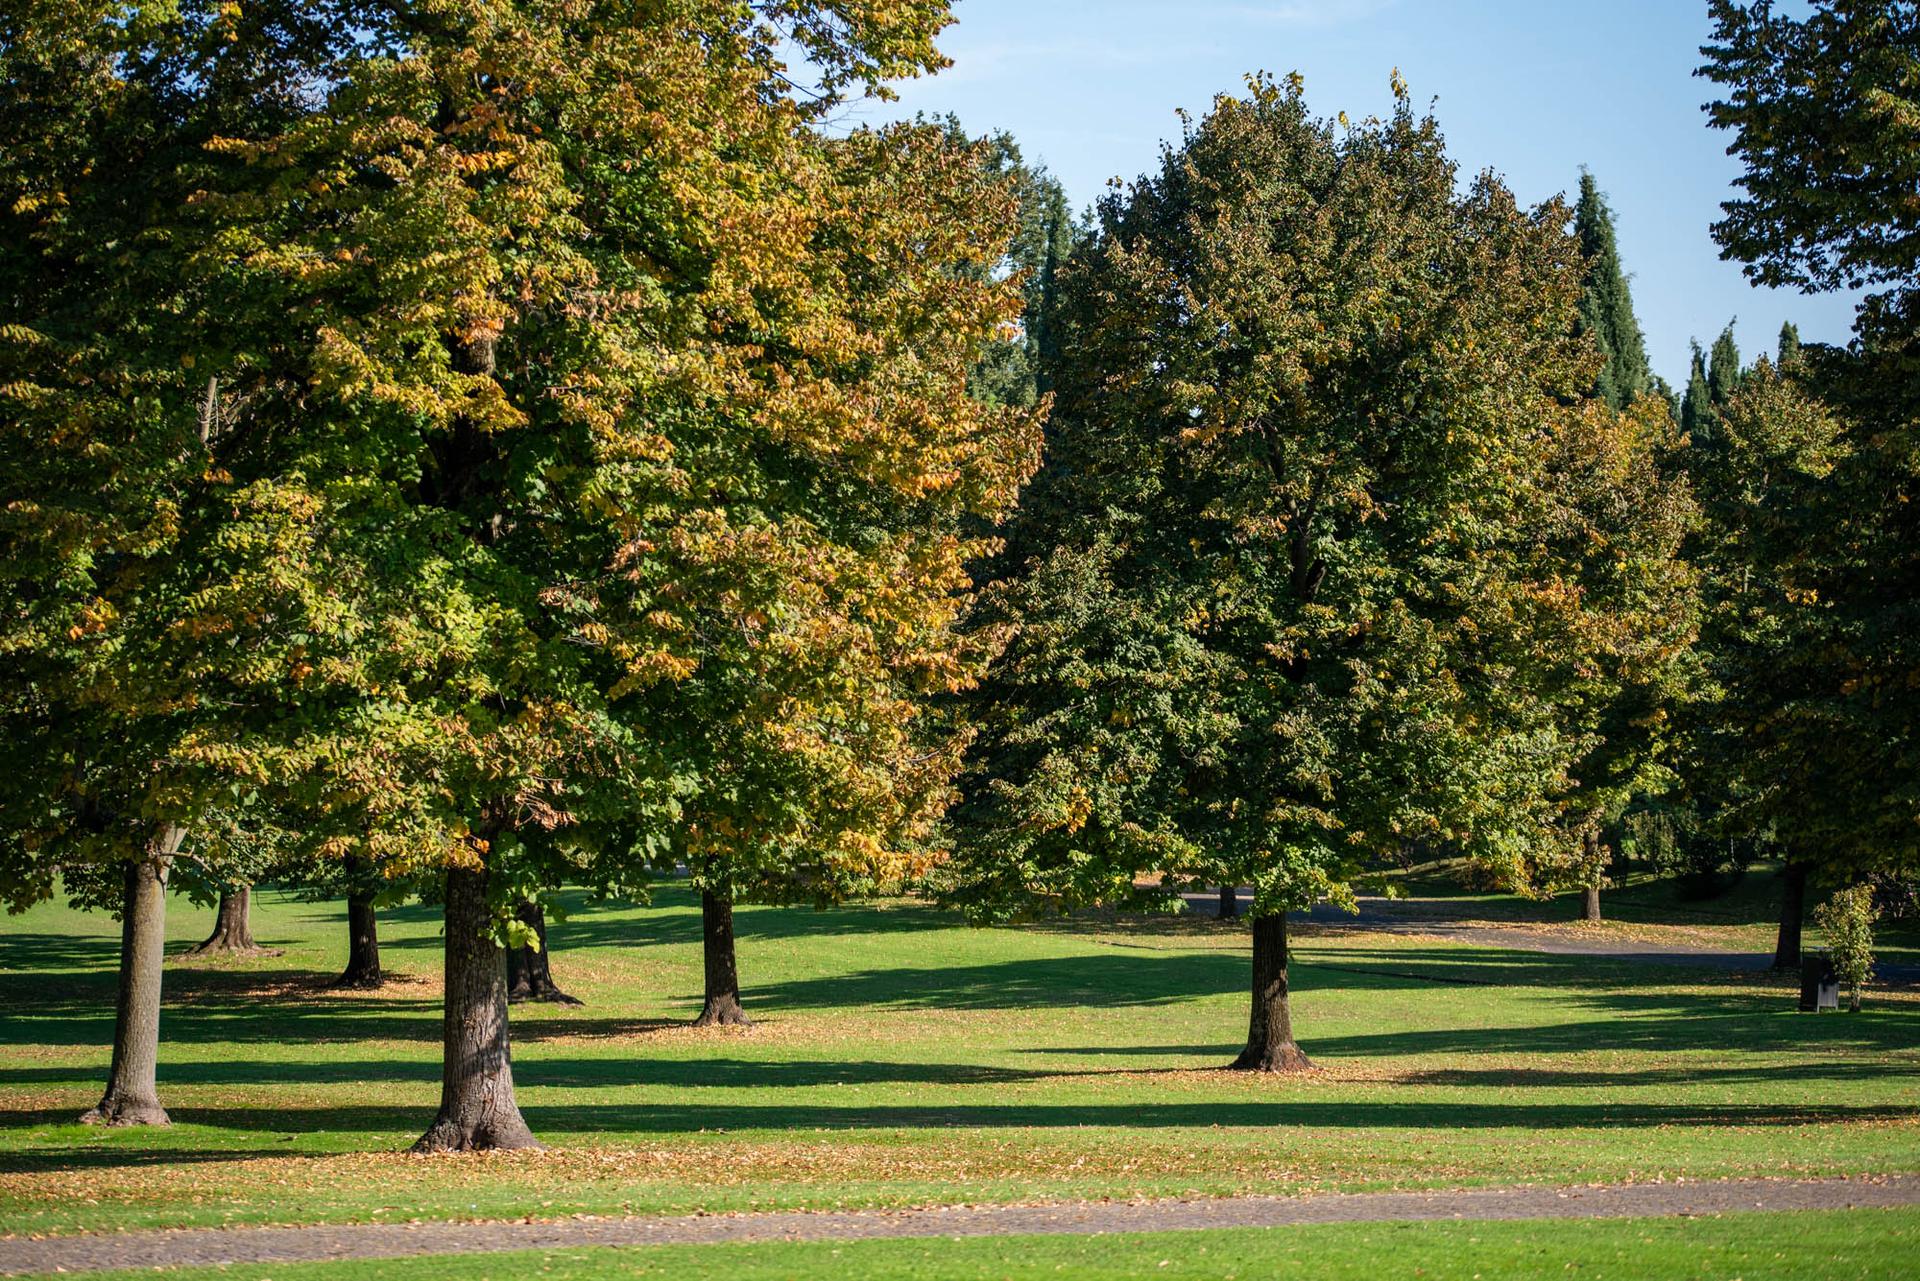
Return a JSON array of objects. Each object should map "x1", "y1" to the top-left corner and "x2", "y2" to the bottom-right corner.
[{"x1": 1799, "y1": 953, "x2": 1838, "y2": 1011}]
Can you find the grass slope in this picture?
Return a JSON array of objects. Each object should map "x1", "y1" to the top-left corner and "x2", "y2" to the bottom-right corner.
[{"x1": 1, "y1": 884, "x2": 1916, "y2": 1236}]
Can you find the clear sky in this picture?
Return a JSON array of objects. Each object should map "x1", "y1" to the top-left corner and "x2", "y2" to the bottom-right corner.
[{"x1": 858, "y1": 0, "x2": 1857, "y2": 388}]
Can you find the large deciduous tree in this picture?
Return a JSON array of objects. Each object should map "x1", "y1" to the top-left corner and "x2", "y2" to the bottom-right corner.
[
  {"x1": 1696, "y1": 0, "x2": 1920, "y2": 913},
  {"x1": 208, "y1": 0, "x2": 1032, "y2": 1144},
  {"x1": 0, "y1": 0, "x2": 369, "y2": 1126},
  {"x1": 952, "y1": 75, "x2": 1627, "y2": 1071}
]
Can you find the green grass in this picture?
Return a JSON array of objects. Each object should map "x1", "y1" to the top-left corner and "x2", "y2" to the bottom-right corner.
[
  {"x1": 2, "y1": 884, "x2": 1917, "y2": 1237},
  {"x1": 61, "y1": 1210, "x2": 1920, "y2": 1281}
]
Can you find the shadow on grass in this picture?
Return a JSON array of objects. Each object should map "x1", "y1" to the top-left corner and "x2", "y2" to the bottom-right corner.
[
  {"x1": 2, "y1": 1056, "x2": 1051, "y2": 1091},
  {"x1": 2, "y1": 1091, "x2": 1913, "y2": 1174},
  {"x1": 369, "y1": 886, "x2": 962, "y2": 955}
]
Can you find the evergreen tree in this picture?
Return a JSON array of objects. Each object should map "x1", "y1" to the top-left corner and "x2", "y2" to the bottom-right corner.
[
  {"x1": 1778, "y1": 321, "x2": 1804, "y2": 367},
  {"x1": 1573, "y1": 172, "x2": 1655, "y2": 409},
  {"x1": 1709, "y1": 322, "x2": 1746, "y2": 406},
  {"x1": 940, "y1": 120, "x2": 1076, "y2": 411},
  {"x1": 1680, "y1": 343, "x2": 1715, "y2": 441}
]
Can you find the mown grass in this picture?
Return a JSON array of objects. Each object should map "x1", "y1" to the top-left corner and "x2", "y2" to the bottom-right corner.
[
  {"x1": 1, "y1": 884, "x2": 1916, "y2": 1237},
  {"x1": 61, "y1": 1209, "x2": 1920, "y2": 1281}
]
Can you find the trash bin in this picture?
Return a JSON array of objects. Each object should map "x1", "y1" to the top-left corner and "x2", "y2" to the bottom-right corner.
[{"x1": 1799, "y1": 953, "x2": 1839, "y2": 1012}]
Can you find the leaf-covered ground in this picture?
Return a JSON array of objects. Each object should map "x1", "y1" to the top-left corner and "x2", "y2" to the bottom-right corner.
[{"x1": 1, "y1": 884, "x2": 1916, "y2": 1237}]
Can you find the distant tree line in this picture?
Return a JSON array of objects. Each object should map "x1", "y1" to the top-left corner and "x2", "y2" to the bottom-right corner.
[{"x1": 1, "y1": 0, "x2": 1913, "y2": 1146}]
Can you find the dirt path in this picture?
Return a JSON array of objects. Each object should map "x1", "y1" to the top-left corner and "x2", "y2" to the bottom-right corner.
[
  {"x1": 1192, "y1": 892, "x2": 1920, "y2": 983},
  {"x1": 3, "y1": 1177, "x2": 1916, "y2": 1275}
]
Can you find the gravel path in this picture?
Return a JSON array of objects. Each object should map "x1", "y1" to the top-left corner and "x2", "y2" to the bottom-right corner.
[
  {"x1": 1190, "y1": 892, "x2": 1920, "y2": 983},
  {"x1": 3, "y1": 1177, "x2": 1916, "y2": 1275}
]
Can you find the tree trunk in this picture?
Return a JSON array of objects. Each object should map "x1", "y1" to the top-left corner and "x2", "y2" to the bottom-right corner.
[
  {"x1": 337, "y1": 857, "x2": 383, "y2": 989},
  {"x1": 184, "y1": 886, "x2": 263, "y2": 955},
  {"x1": 506, "y1": 899, "x2": 582, "y2": 1006},
  {"x1": 412, "y1": 859, "x2": 541, "y2": 1153},
  {"x1": 1218, "y1": 884, "x2": 1239, "y2": 919},
  {"x1": 1230, "y1": 913, "x2": 1312, "y2": 1072},
  {"x1": 693, "y1": 890, "x2": 751, "y2": 1027},
  {"x1": 82, "y1": 827, "x2": 184, "y2": 1126},
  {"x1": 1772, "y1": 861, "x2": 1809, "y2": 970},
  {"x1": 1581, "y1": 828, "x2": 1603, "y2": 923}
]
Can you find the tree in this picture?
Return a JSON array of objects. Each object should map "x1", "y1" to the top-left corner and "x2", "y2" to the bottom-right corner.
[
  {"x1": 1517, "y1": 398, "x2": 1700, "y2": 924},
  {"x1": 953, "y1": 74, "x2": 1613, "y2": 1071},
  {"x1": 1686, "y1": 361, "x2": 1851, "y2": 951},
  {"x1": 1680, "y1": 343, "x2": 1716, "y2": 442},
  {"x1": 0, "y1": 0, "x2": 365, "y2": 1126},
  {"x1": 1814, "y1": 885, "x2": 1877, "y2": 1011},
  {"x1": 942, "y1": 120, "x2": 1077, "y2": 411},
  {"x1": 1709, "y1": 323, "x2": 1746, "y2": 408},
  {"x1": 506, "y1": 898, "x2": 580, "y2": 1006},
  {"x1": 337, "y1": 853, "x2": 386, "y2": 989},
  {"x1": 195, "y1": 1, "x2": 1036, "y2": 1147},
  {"x1": 1701, "y1": 0, "x2": 1920, "y2": 301},
  {"x1": 1574, "y1": 172, "x2": 1655, "y2": 409},
  {"x1": 637, "y1": 119, "x2": 1043, "y2": 1028},
  {"x1": 1778, "y1": 321, "x2": 1804, "y2": 367},
  {"x1": 1697, "y1": 0, "x2": 1920, "y2": 903}
]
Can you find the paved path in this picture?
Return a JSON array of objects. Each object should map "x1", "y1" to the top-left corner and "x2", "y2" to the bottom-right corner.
[
  {"x1": 3, "y1": 1177, "x2": 1914, "y2": 1275},
  {"x1": 1191, "y1": 892, "x2": 1920, "y2": 983}
]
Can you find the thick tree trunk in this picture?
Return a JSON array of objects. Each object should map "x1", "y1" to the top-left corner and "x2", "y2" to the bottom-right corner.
[
  {"x1": 1218, "y1": 884, "x2": 1239, "y2": 919},
  {"x1": 1230, "y1": 913, "x2": 1312, "y2": 1072},
  {"x1": 506, "y1": 899, "x2": 581, "y2": 1006},
  {"x1": 412, "y1": 859, "x2": 540, "y2": 1153},
  {"x1": 337, "y1": 857, "x2": 383, "y2": 988},
  {"x1": 184, "y1": 886, "x2": 264, "y2": 955},
  {"x1": 1772, "y1": 861, "x2": 1809, "y2": 971},
  {"x1": 83, "y1": 828, "x2": 184, "y2": 1126},
  {"x1": 1581, "y1": 828, "x2": 1604, "y2": 923},
  {"x1": 693, "y1": 891, "x2": 751, "y2": 1027}
]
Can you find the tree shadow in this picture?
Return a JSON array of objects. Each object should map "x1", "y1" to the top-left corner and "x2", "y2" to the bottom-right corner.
[
  {"x1": 2, "y1": 1055, "x2": 1052, "y2": 1092},
  {"x1": 3, "y1": 1092, "x2": 1912, "y2": 1166},
  {"x1": 748, "y1": 949, "x2": 1246, "y2": 1012}
]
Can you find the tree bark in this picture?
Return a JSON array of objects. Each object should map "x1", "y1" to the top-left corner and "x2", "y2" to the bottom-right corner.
[
  {"x1": 337, "y1": 856, "x2": 383, "y2": 988},
  {"x1": 693, "y1": 890, "x2": 751, "y2": 1027},
  {"x1": 1230, "y1": 913, "x2": 1312, "y2": 1072},
  {"x1": 1581, "y1": 827, "x2": 1604, "y2": 923},
  {"x1": 411, "y1": 858, "x2": 541, "y2": 1153},
  {"x1": 82, "y1": 827, "x2": 184, "y2": 1126},
  {"x1": 184, "y1": 886, "x2": 264, "y2": 955},
  {"x1": 1772, "y1": 861, "x2": 1809, "y2": 971},
  {"x1": 1217, "y1": 884, "x2": 1239, "y2": 919},
  {"x1": 506, "y1": 898, "x2": 582, "y2": 1006}
]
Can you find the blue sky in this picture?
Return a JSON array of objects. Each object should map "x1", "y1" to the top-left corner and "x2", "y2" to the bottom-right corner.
[{"x1": 857, "y1": 0, "x2": 1856, "y2": 387}]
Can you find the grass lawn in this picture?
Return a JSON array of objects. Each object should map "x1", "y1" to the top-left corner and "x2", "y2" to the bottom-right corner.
[
  {"x1": 1, "y1": 884, "x2": 1917, "y2": 1238},
  {"x1": 58, "y1": 1210, "x2": 1920, "y2": 1281}
]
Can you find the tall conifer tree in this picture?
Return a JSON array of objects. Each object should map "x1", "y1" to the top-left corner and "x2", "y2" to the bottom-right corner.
[{"x1": 1574, "y1": 172, "x2": 1654, "y2": 409}]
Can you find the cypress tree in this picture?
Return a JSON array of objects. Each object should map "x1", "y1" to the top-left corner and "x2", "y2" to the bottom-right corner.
[
  {"x1": 1709, "y1": 322, "x2": 1745, "y2": 405},
  {"x1": 1573, "y1": 172, "x2": 1654, "y2": 408},
  {"x1": 1681, "y1": 343, "x2": 1715, "y2": 441},
  {"x1": 1778, "y1": 321, "x2": 1803, "y2": 366}
]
